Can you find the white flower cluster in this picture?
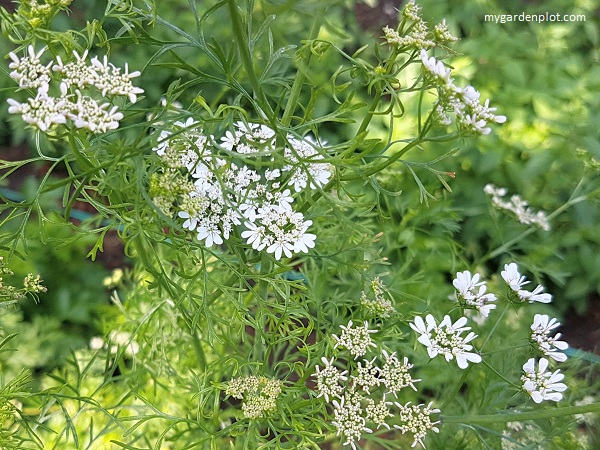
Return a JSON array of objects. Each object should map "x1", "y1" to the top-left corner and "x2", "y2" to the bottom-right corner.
[
  {"x1": 452, "y1": 270, "x2": 497, "y2": 318},
  {"x1": 410, "y1": 314, "x2": 482, "y2": 369},
  {"x1": 450, "y1": 263, "x2": 568, "y2": 403},
  {"x1": 419, "y1": 50, "x2": 506, "y2": 135},
  {"x1": 313, "y1": 319, "x2": 437, "y2": 449},
  {"x1": 382, "y1": 1, "x2": 457, "y2": 51},
  {"x1": 501, "y1": 263, "x2": 552, "y2": 303},
  {"x1": 394, "y1": 402, "x2": 441, "y2": 449},
  {"x1": 6, "y1": 46, "x2": 142, "y2": 133},
  {"x1": 521, "y1": 357, "x2": 567, "y2": 403},
  {"x1": 225, "y1": 375, "x2": 282, "y2": 419},
  {"x1": 332, "y1": 320, "x2": 378, "y2": 359},
  {"x1": 89, "y1": 330, "x2": 140, "y2": 357},
  {"x1": 360, "y1": 277, "x2": 395, "y2": 319},
  {"x1": 151, "y1": 119, "x2": 333, "y2": 259},
  {"x1": 484, "y1": 183, "x2": 550, "y2": 231},
  {"x1": 530, "y1": 314, "x2": 569, "y2": 362}
]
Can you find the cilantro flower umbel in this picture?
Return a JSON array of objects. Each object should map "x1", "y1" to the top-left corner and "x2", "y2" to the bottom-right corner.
[
  {"x1": 393, "y1": 401, "x2": 441, "y2": 448},
  {"x1": 410, "y1": 314, "x2": 481, "y2": 369},
  {"x1": 531, "y1": 314, "x2": 569, "y2": 362},
  {"x1": 332, "y1": 320, "x2": 378, "y2": 359},
  {"x1": 521, "y1": 357, "x2": 567, "y2": 403},
  {"x1": 331, "y1": 393, "x2": 373, "y2": 450},
  {"x1": 452, "y1": 270, "x2": 497, "y2": 317},
  {"x1": 312, "y1": 357, "x2": 348, "y2": 402},
  {"x1": 501, "y1": 263, "x2": 552, "y2": 303},
  {"x1": 8, "y1": 45, "x2": 51, "y2": 89}
]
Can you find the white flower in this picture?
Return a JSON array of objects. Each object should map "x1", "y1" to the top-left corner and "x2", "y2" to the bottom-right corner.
[
  {"x1": 501, "y1": 263, "x2": 530, "y2": 291},
  {"x1": 410, "y1": 314, "x2": 481, "y2": 369},
  {"x1": 379, "y1": 350, "x2": 420, "y2": 396},
  {"x1": 70, "y1": 92, "x2": 124, "y2": 133},
  {"x1": 351, "y1": 357, "x2": 381, "y2": 394},
  {"x1": 518, "y1": 284, "x2": 553, "y2": 304},
  {"x1": 226, "y1": 376, "x2": 282, "y2": 419},
  {"x1": 452, "y1": 270, "x2": 497, "y2": 317},
  {"x1": 266, "y1": 238, "x2": 294, "y2": 260},
  {"x1": 52, "y1": 49, "x2": 96, "y2": 89},
  {"x1": 312, "y1": 357, "x2": 348, "y2": 402},
  {"x1": 332, "y1": 320, "x2": 378, "y2": 359},
  {"x1": 292, "y1": 228, "x2": 316, "y2": 254},
  {"x1": 393, "y1": 401, "x2": 440, "y2": 448},
  {"x1": 219, "y1": 129, "x2": 241, "y2": 151},
  {"x1": 521, "y1": 357, "x2": 567, "y2": 403},
  {"x1": 364, "y1": 397, "x2": 393, "y2": 430},
  {"x1": 485, "y1": 185, "x2": 550, "y2": 231},
  {"x1": 331, "y1": 394, "x2": 372, "y2": 450},
  {"x1": 196, "y1": 221, "x2": 223, "y2": 247},
  {"x1": 252, "y1": 205, "x2": 316, "y2": 260},
  {"x1": 284, "y1": 136, "x2": 333, "y2": 192},
  {"x1": 420, "y1": 50, "x2": 451, "y2": 82},
  {"x1": 531, "y1": 314, "x2": 569, "y2": 362},
  {"x1": 90, "y1": 56, "x2": 144, "y2": 103},
  {"x1": 8, "y1": 45, "x2": 52, "y2": 89},
  {"x1": 7, "y1": 85, "x2": 68, "y2": 132}
]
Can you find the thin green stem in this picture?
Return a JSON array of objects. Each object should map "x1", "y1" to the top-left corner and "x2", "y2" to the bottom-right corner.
[
  {"x1": 252, "y1": 252, "x2": 272, "y2": 365},
  {"x1": 442, "y1": 402, "x2": 600, "y2": 424},
  {"x1": 227, "y1": 0, "x2": 274, "y2": 120},
  {"x1": 67, "y1": 133, "x2": 94, "y2": 171},
  {"x1": 479, "y1": 303, "x2": 511, "y2": 352},
  {"x1": 281, "y1": 18, "x2": 322, "y2": 127}
]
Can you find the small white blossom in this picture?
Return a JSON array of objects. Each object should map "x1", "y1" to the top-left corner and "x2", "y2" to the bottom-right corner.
[
  {"x1": 351, "y1": 357, "x2": 381, "y2": 394},
  {"x1": 70, "y1": 92, "x2": 124, "y2": 133},
  {"x1": 518, "y1": 284, "x2": 553, "y2": 304},
  {"x1": 531, "y1": 314, "x2": 569, "y2": 362},
  {"x1": 7, "y1": 85, "x2": 68, "y2": 132},
  {"x1": 331, "y1": 394, "x2": 373, "y2": 450},
  {"x1": 452, "y1": 270, "x2": 497, "y2": 317},
  {"x1": 196, "y1": 221, "x2": 224, "y2": 247},
  {"x1": 419, "y1": 52, "x2": 506, "y2": 136},
  {"x1": 379, "y1": 350, "x2": 420, "y2": 396},
  {"x1": 364, "y1": 396, "x2": 393, "y2": 430},
  {"x1": 8, "y1": 45, "x2": 52, "y2": 89},
  {"x1": 284, "y1": 136, "x2": 333, "y2": 192},
  {"x1": 501, "y1": 263, "x2": 552, "y2": 303},
  {"x1": 312, "y1": 357, "x2": 348, "y2": 402},
  {"x1": 91, "y1": 55, "x2": 144, "y2": 102},
  {"x1": 420, "y1": 50, "x2": 451, "y2": 82},
  {"x1": 251, "y1": 205, "x2": 316, "y2": 260},
  {"x1": 225, "y1": 375, "x2": 282, "y2": 419},
  {"x1": 484, "y1": 184, "x2": 550, "y2": 231},
  {"x1": 393, "y1": 401, "x2": 440, "y2": 448},
  {"x1": 410, "y1": 314, "x2": 481, "y2": 369},
  {"x1": 521, "y1": 357, "x2": 567, "y2": 403},
  {"x1": 332, "y1": 320, "x2": 378, "y2": 359},
  {"x1": 52, "y1": 49, "x2": 96, "y2": 89},
  {"x1": 501, "y1": 263, "x2": 530, "y2": 291}
]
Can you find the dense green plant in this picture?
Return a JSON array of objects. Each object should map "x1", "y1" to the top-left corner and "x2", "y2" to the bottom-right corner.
[{"x1": 0, "y1": 0, "x2": 599, "y2": 449}]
